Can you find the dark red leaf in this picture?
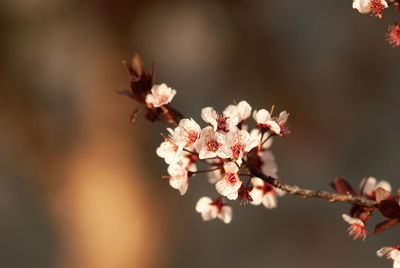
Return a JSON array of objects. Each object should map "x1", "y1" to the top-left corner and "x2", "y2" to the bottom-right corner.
[
  {"x1": 379, "y1": 200, "x2": 400, "y2": 219},
  {"x1": 332, "y1": 178, "x2": 358, "y2": 196},
  {"x1": 375, "y1": 218, "x2": 400, "y2": 234}
]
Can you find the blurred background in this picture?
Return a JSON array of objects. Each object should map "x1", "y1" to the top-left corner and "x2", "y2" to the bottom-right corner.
[{"x1": 1, "y1": 0, "x2": 400, "y2": 267}]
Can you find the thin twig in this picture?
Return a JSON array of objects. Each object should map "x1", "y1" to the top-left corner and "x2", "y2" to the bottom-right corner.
[{"x1": 248, "y1": 167, "x2": 377, "y2": 208}]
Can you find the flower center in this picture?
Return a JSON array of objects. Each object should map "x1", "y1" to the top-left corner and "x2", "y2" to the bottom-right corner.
[
  {"x1": 216, "y1": 114, "x2": 229, "y2": 132},
  {"x1": 187, "y1": 130, "x2": 198, "y2": 144},
  {"x1": 386, "y1": 24, "x2": 400, "y2": 47},
  {"x1": 206, "y1": 139, "x2": 220, "y2": 152},
  {"x1": 157, "y1": 94, "x2": 169, "y2": 105},
  {"x1": 369, "y1": 0, "x2": 385, "y2": 17},
  {"x1": 231, "y1": 143, "x2": 245, "y2": 159}
]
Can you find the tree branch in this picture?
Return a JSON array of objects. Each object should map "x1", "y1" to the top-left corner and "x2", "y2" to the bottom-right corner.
[{"x1": 249, "y1": 167, "x2": 377, "y2": 208}]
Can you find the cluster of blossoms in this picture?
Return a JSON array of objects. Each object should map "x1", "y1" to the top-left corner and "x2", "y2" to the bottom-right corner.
[
  {"x1": 120, "y1": 54, "x2": 399, "y2": 267},
  {"x1": 155, "y1": 96, "x2": 290, "y2": 223},
  {"x1": 352, "y1": 0, "x2": 400, "y2": 47},
  {"x1": 333, "y1": 176, "x2": 400, "y2": 267}
]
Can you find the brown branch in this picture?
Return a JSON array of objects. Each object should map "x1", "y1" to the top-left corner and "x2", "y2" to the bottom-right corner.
[{"x1": 248, "y1": 167, "x2": 377, "y2": 208}]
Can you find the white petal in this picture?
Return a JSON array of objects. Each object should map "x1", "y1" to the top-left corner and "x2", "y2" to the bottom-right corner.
[
  {"x1": 266, "y1": 120, "x2": 281, "y2": 134},
  {"x1": 251, "y1": 177, "x2": 265, "y2": 186},
  {"x1": 227, "y1": 191, "x2": 238, "y2": 200},
  {"x1": 376, "y1": 180, "x2": 392, "y2": 193},
  {"x1": 262, "y1": 193, "x2": 278, "y2": 209},
  {"x1": 218, "y1": 206, "x2": 233, "y2": 224},
  {"x1": 215, "y1": 179, "x2": 232, "y2": 196},
  {"x1": 360, "y1": 177, "x2": 376, "y2": 195},
  {"x1": 249, "y1": 188, "x2": 263, "y2": 205},
  {"x1": 353, "y1": 0, "x2": 371, "y2": 13},
  {"x1": 342, "y1": 214, "x2": 364, "y2": 226},
  {"x1": 195, "y1": 196, "x2": 213, "y2": 213},
  {"x1": 201, "y1": 207, "x2": 218, "y2": 221},
  {"x1": 223, "y1": 162, "x2": 239, "y2": 174},
  {"x1": 377, "y1": 247, "x2": 392, "y2": 257},
  {"x1": 237, "y1": 101, "x2": 252, "y2": 121},
  {"x1": 201, "y1": 107, "x2": 218, "y2": 131}
]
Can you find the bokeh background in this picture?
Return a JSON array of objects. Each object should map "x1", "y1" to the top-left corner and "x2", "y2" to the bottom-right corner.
[{"x1": 1, "y1": 0, "x2": 400, "y2": 267}]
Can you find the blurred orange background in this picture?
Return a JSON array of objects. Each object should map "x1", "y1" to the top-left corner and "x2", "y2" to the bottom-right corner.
[{"x1": 0, "y1": 0, "x2": 399, "y2": 267}]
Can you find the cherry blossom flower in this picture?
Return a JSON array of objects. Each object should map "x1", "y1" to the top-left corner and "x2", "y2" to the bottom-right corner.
[
  {"x1": 386, "y1": 23, "x2": 400, "y2": 48},
  {"x1": 156, "y1": 132, "x2": 182, "y2": 165},
  {"x1": 201, "y1": 107, "x2": 239, "y2": 132},
  {"x1": 360, "y1": 176, "x2": 391, "y2": 199},
  {"x1": 195, "y1": 126, "x2": 230, "y2": 159},
  {"x1": 167, "y1": 163, "x2": 190, "y2": 195},
  {"x1": 352, "y1": 0, "x2": 388, "y2": 18},
  {"x1": 145, "y1": 83, "x2": 177, "y2": 107},
  {"x1": 223, "y1": 100, "x2": 252, "y2": 124},
  {"x1": 175, "y1": 118, "x2": 201, "y2": 149},
  {"x1": 249, "y1": 177, "x2": 285, "y2": 209},
  {"x1": 224, "y1": 128, "x2": 258, "y2": 165},
  {"x1": 377, "y1": 246, "x2": 400, "y2": 268},
  {"x1": 215, "y1": 162, "x2": 242, "y2": 200},
  {"x1": 253, "y1": 108, "x2": 281, "y2": 134},
  {"x1": 195, "y1": 196, "x2": 233, "y2": 223},
  {"x1": 342, "y1": 214, "x2": 368, "y2": 241}
]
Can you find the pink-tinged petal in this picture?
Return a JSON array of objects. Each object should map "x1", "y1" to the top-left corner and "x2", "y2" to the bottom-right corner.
[
  {"x1": 198, "y1": 148, "x2": 217, "y2": 159},
  {"x1": 353, "y1": 0, "x2": 371, "y2": 13},
  {"x1": 226, "y1": 191, "x2": 238, "y2": 200},
  {"x1": 360, "y1": 177, "x2": 377, "y2": 195},
  {"x1": 195, "y1": 196, "x2": 213, "y2": 213},
  {"x1": 237, "y1": 101, "x2": 252, "y2": 121},
  {"x1": 216, "y1": 179, "x2": 232, "y2": 196},
  {"x1": 249, "y1": 188, "x2": 263, "y2": 205},
  {"x1": 342, "y1": 214, "x2": 364, "y2": 226},
  {"x1": 376, "y1": 180, "x2": 392, "y2": 193},
  {"x1": 266, "y1": 120, "x2": 281, "y2": 134},
  {"x1": 377, "y1": 247, "x2": 393, "y2": 257},
  {"x1": 253, "y1": 109, "x2": 271, "y2": 124},
  {"x1": 201, "y1": 107, "x2": 218, "y2": 131},
  {"x1": 201, "y1": 207, "x2": 218, "y2": 221},
  {"x1": 262, "y1": 193, "x2": 278, "y2": 209},
  {"x1": 223, "y1": 162, "x2": 239, "y2": 174},
  {"x1": 278, "y1": 111, "x2": 288, "y2": 123},
  {"x1": 218, "y1": 206, "x2": 233, "y2": 224}
]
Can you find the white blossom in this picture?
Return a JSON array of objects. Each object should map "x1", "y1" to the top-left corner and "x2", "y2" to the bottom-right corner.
[
  {"x1": 145, "y1": 83, "x2": 176, "y2": 107},
  {"x1": 377, "y1": 246, "x2": 400, "y2": 268},
  {"x1": 253, "y1": 109, "x2": 281, "y2": 134},
  {"x1": 156, "y1": 139, "x2": 181, "y2": 165},
  {"x1": 353, "y1": 0, "x2": 388, "y2": 14},
  {"x1": 175, "y1": 118, "x2": 201, "y2": 149},
  {"x1": 249, "y1": 177, "x2": 285, "y2": 209},
  {"x1": 215, "y1": 162, "x2": 242, "y2": 200},
  {"x1": 342, "y1": 214, "x2": 367, "y2": 241},
  {"x1": 223, "y1": 100, "x2": 252, "y2": 123},
  {"x1": 194, "y1": 126, "x2": 230, "y2": 159},
  {"x1": 195, "y1": 196, "x2": 233, "y2": 224},
  {"x1": 223, "y1": 128, "x2": 258, "y2": 165},
  {"x1": 167, "y1": 163, "x2": 189, "y2": 195},
  {"x1": 201, "y1": 107, "x2": 239, "y2": 132}
]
